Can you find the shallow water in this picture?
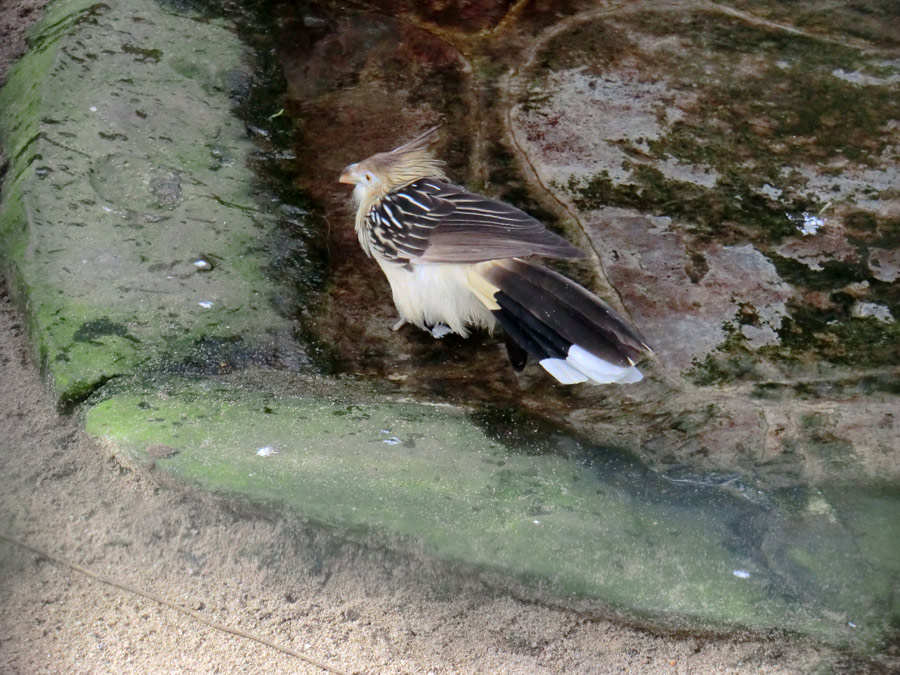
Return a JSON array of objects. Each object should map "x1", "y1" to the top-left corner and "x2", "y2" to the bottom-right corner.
[{"x1": 197, "y1": 0, "x2": 900, "y2": 652}]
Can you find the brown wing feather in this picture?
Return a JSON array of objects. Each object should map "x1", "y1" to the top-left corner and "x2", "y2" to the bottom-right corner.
[{"x1": 368, "y1": 179, "x2": 584, "y2": 265}]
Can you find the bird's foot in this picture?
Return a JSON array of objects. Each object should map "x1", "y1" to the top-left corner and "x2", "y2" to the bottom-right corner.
[
  {"x1": 391, "y1": 317, "x2": 407, "y2": 331},
  {"x1": 429, "y1": 324, "x2": 452, "y2": 339}
]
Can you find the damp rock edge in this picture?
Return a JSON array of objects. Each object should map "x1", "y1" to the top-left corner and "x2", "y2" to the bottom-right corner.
[
  {"x1": 83, "y1": 377, "x2": 892, "y2": 652},
  {"x1": 0, "y1": 0, "x2": 297, "y2": 403}
]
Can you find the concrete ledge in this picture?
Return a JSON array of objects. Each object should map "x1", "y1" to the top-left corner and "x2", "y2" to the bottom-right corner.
[
  {"x1": 84, "y1": 376, "x2": 890, "y2": 650},
  {"x1": 0, "y1": 0, "x2": 294, "y2": 403}
]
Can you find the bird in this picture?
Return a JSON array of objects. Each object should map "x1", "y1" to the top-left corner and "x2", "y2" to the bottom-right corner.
[{"x1": 338, "y1": 126, "x2": 651, "y2": 385}]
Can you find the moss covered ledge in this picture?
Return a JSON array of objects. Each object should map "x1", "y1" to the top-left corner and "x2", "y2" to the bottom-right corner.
[
  {"x1": 0, "y1": 0, "x2": 296, "y2": 403},
  {"x1": 84, "y1": 376, "x2": 893, "y2": 651}
]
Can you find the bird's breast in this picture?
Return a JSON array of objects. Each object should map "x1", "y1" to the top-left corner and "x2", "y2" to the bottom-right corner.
[{"x1": 378, "y1": 261, "x2": 496, "y2": 337}]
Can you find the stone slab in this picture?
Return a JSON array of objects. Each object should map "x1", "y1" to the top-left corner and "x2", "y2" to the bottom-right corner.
[
  {"x1": 0, "y1": 0, "x2": 296, "y2": 403},
  {"x1": 85, "y1": 379, "x2": 894, "y2": 650}
]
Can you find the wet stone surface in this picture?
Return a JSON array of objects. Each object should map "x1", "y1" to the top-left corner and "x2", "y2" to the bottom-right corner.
[
  {"x1": 0, "y1": 0, "x2": 303, "y2": 403},
  {"x1": 264, "y1": 0, "x2": 900, "y2": 650},
  {"x1": 83, "y1": 378, "x2": 895, "y2": 651},
  {"x1": 515, "y1": 8, "x2": 900, "y2": 377},
  {"x1": 1, "y1": 0, "x2": 898, "y2": 658},
  {"x1": 280, "y1": 0, "x2": 900, "y2": 488}
]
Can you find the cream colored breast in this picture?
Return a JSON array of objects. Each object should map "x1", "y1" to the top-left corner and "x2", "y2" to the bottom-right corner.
[{"x1": 378, "y1": 261, "x2": 496, "y2": 337}]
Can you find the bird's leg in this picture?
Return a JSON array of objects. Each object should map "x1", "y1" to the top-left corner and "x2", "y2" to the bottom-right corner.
[{"x1": 391, "y1": 317, "x2": 407, "y2": 331}]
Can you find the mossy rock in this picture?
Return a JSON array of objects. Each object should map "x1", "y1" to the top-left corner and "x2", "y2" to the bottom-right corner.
[{"x1": 0, "y1": 0, "x2": 297, "y2": 402}]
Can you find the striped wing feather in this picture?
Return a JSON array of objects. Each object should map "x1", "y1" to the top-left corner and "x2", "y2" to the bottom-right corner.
[{"x1": 367, "y1": 179, "x2": 583, "y2": 264}]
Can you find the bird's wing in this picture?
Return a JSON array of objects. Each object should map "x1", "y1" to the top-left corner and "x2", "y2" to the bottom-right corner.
[{"x1": 365, "y1": 179, "x2": 584, "y2": 265}]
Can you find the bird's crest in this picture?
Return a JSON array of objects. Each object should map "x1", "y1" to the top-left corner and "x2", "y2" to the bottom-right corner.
[{"x1": 365, "y1": 125, "x2": 448, "y2": 192}]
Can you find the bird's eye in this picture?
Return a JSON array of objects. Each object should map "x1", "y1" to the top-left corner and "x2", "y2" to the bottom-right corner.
[{"x1": 364, "y1": 173, "x2": 373, "y2": 182}]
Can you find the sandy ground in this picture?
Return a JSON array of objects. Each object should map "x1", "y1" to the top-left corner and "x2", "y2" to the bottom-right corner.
[{"x1": 0, "y1": 2, "x2": 875, "y2": 673}]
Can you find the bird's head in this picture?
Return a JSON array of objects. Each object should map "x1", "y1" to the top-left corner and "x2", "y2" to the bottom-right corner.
[{"x1": 340, "y1": 126, "x2": 447, "y2": 203}]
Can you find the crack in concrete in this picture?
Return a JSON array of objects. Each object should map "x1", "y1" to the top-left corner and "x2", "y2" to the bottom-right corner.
[{"x1": 703, "y1": 0, "x2": 894, "y2": 54}]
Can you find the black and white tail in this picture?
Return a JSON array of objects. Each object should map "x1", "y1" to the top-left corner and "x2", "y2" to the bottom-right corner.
[{"x1": 478, "y1": 259, "x2": 651, "y2": 385}]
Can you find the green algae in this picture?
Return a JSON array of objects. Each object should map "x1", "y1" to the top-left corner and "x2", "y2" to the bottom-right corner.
[
  {"x1": 646, "y1": 62, "x2": 900, "y2": 169},
  {"x1": 535, "y1": 21, "x2": 629, "y2": 74},
  {"x1": 776, "y1": 306, "x2": 900, "y2": 368},
  {"x1": 553, "y1": 9, "x2": 899, "y2": 242},
  {"x1": 83, "y1": 381, "x2": 897, "y2": 648},
  {"x1": 687, "y1": 322, "x2": 762, "y2": 386},
  {"x1": 565, "y1": 167, "x2": 814, "y2": 245}
]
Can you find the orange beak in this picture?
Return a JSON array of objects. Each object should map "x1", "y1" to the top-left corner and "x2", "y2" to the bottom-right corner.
[{"x1": 339, "y1": 164, "x2": 356, "y2": 184}]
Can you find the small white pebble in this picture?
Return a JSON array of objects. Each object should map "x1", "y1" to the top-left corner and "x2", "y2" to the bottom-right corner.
[
  {"x1": 256, "y1": 446, "x2": 276, "y2": 457},
  {"x1": 383, "y1": 437, "x2": 402, "y2": 445},
  {"x1": 533, "y1": 520, "x2": 540, "y2": 524},
  {"x1": 851, "y1": 301, "x2": 894, "y2": 323},
  {"x1": 90, "y1": 106, "x2": 98, "y2": 112},
  {"x1": 193, "y1": 259, "x2": 211, "y2": 270},
  {"x1": 198, "y1": 301, "x2": 213, "y2": 308},
  {"x1": 733, "y1": 570, "x2": 751, "y2": 579},
  {"x1": 786, "y1": 211, "x2": 825, "y2": 236},
  {"x1": 848, "y1": 621, "x2": 857, "y2": 628}
]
